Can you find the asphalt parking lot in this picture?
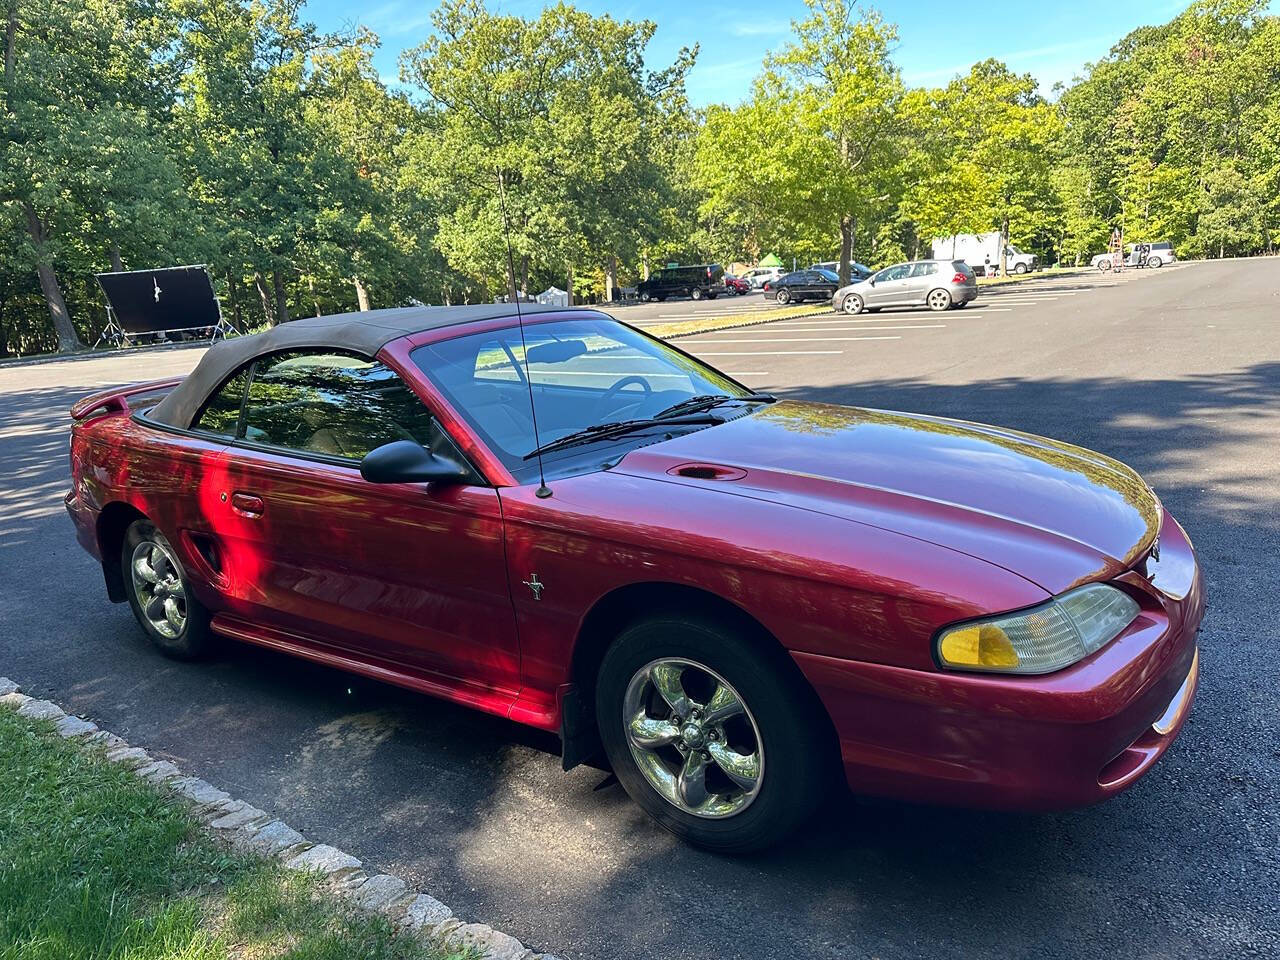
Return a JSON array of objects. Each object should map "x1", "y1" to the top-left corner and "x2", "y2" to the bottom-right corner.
[{"x1": 1, "y1": 259, "x2": 1276, "y2": 959}]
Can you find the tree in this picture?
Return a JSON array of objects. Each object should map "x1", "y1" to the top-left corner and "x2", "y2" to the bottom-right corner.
[
  {"x1": 696, "y1": 0, "x2": 902, "y2": 283},
  {"x1": 2, "y1": 0, "x2": 186, "y2": 350}
]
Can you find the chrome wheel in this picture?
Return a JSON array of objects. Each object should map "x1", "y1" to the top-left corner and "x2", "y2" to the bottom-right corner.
[
  {"x1": 927, "y1": 288, "x2": 951, "y2": 311},
  {"x1": 130, "y1": 540, "x2": 187, "y2": 639},
  {"x1": 842, "y1": 294, "x2": 863, "y2": 315},
  {"x1": 622, "y1": 658, "x2": 764, "y2": 819}
]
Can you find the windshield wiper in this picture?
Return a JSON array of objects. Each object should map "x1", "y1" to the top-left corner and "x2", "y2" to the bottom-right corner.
[
  {"x1": 653, "y1": 392, "x2": 778, "y2": 420},
  {"x1": 523, "y1": 414, "x2": 723, "y2": 460}
]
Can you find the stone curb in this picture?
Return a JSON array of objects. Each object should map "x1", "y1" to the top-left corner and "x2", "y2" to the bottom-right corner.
[{"x1": 0, "y1": 678, "x2": 560, "y2": 960}]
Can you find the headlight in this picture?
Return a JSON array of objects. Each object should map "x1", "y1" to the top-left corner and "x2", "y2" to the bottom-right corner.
[{"x1": 936, "y1": 584, "x2": 1140, "y2": 675}]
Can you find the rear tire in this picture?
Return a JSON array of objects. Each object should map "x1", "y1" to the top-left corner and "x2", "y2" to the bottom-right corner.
[
  {"x1": 122, "y1": 520, "x2": 213, "y2": 660},
  {"x1": 776, "y1": 289, "x2": 791, "y2": 305},
  {"x1": 926, "y1": 288, "x2": 952, "y2": 311},
  {"x1": 1148, "y1": 256, "x2": 1163, "y2": 268},
  {"x1": 596, "y1": 614, "x2": 830, "y2": 853}
]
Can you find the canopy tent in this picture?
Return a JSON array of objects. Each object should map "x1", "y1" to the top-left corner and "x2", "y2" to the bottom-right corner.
[
  {"x1": 757, "y1": 253, "x2": 783, "y2": 268},
  {"x1": 536, "y1": 286, "x2": 569, "y2": 307}
]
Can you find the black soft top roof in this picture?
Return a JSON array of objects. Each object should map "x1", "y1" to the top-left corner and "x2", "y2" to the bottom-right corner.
[{"x1": 148, "y1": 303, "x2": 577, "y2": 428}]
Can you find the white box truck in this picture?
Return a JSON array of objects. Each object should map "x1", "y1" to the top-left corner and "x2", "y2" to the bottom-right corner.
[{"x1": 931, "y1": 233, "x2": 1038, "y2": 275}]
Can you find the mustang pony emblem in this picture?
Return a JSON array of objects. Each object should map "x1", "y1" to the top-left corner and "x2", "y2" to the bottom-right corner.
[{"x1": 522, "y1": 574, "x2": 544, "y2": 600}]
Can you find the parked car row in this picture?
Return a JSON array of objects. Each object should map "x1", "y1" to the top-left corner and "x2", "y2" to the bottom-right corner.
[{"x1": 759, "y1": 260, "x2": 977, "y2": 313}]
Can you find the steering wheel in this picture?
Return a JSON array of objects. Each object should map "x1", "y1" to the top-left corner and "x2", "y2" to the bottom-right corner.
[{"x1": 598, "y1": 376, "x2": 652, "y2": 411}]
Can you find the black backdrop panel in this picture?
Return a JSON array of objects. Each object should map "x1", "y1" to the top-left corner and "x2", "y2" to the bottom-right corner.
[{"x1": 96, "y1": 266, "x2": 220, "y2": 334}]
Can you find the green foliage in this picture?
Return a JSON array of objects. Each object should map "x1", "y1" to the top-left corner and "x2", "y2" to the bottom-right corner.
[{"x1": 1, "y1": 0, "x2": 1277, "y2": 354}]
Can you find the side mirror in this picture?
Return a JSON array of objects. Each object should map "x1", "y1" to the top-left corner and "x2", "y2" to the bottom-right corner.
[{"x1": 360, "y1": 440, "x2": 469, "y2": 485}]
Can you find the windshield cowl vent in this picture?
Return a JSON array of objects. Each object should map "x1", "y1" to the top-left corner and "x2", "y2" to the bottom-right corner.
[{"x1": 668, "y1": 463, "x2": 747, "y2": 481}]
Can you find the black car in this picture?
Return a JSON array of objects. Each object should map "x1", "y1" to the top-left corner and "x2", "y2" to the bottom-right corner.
[
  {"x1": 765, "y1": 268, "x2": 840, "y2": 304},
  {"x1": 636, "y1": 264, "x2": 726, "y2": 302}
]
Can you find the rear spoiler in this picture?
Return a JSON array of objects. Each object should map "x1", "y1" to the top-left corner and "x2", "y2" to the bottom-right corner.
[{"x1": 70, "y1": 377, "x2": 185, "y2": 422}]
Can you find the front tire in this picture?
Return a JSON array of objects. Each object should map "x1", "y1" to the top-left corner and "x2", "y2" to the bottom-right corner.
[
  {"x1": 842, "y1": 294, "x2": 864, "y2": 315},
  {"x1": 122, "y1": 519, "x2": 213, "y2": 660},
  {"x1": 596, "y1": 615, "x2": 830, "y2": 853},
  {"x1": 1014, "y1": 262, "x2": 1028, "y2": 274},
  {"x1": 691, "y1": 287, "x2": 704, "y2": 301}
]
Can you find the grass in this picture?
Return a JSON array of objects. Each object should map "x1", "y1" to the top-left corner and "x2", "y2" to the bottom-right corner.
[
  {"x1": 646, "y1": 302, "x2": 831, "y2": 339},
  {"x1": 0, "y1": 710, "x2": 466, "y2": 960}
]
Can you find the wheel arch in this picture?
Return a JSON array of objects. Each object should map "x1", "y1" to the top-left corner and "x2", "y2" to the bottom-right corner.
[
  {"x1": 563, "y1": 581, "x2": 839, "y2": 774},
  {"x1": 97, "y1": 501, "x2": 148, "y2": 602}
]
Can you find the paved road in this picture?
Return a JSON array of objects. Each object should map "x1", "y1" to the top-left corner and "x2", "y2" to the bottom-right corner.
[{"x1": 1, "y1": 260, "x2": 1276, "y2": 959}]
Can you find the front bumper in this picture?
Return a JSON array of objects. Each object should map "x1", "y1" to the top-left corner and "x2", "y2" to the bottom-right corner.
[{"x1": 794, "y1": 515, "x2": 1203, "y2": 811}]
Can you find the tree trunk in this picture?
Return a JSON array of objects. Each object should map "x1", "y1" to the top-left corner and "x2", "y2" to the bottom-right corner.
[
  {"x1": 23, "y1": 203, "x2": 82, "y2": 352},
  {"x1": 642, "y1": 255, "x2": 649, "y2": 281},
  {"x1": 272, "y1": 269, "x2": 289, "y2": 324},
  {"x1": 109, "y1": 242, "x2": 124, "y2": 273},
  {"x1": 521, "y1": 255, "x2": 529, "y2": 298},
  {"x1": 605, "y1": 255, "x2": 618, "y2": 301},
  {"x1": 253, "y1": 272, "x2": 274, "y2": 325},
  {"x1": 354, "y1": 275, "x2": 371, "y2": 311},
  {"x1": 838, "y1": 215, "x2": 854, "y2": 286},
  {"x1": 999, "y1": 215, "x2": 1010, "y2": 277},
  {"x1": 566, "y1": 263, "x2": 574, "y2": 306},
  {"x1": 225, "y1": 270, "x2": 243, "y2": 332}
]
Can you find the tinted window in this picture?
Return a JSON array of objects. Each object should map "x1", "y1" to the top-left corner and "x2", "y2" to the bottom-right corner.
[
  {"x1": 240, "y1": 351, "x2": 439, "y2": 461},
  {"x1": 815, "y1": 269, "x2": 839, "y2": 282},
  {"x1": 909, "y1": 263, "x2": 936, "y2": 278},
  {"x1": 877, "y1": 264, "x2": 910, "y2": 282},
  {"x1": 193, "y1": 369, "x2": 248, "y2": 436}
]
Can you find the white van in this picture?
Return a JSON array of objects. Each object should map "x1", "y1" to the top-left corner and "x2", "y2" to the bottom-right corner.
[{"x1": 931, "y1": 233, "x2": 1038, "y2": 275}]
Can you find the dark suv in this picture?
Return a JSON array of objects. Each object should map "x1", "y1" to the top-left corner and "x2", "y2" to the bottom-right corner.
[{"x1": 637, "y1": 264, "x2": 726, "y2": 302}]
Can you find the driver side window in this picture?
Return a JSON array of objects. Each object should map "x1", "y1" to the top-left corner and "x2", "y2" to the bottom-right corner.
[
  {"x1": 236, "y1": 351, "x2": 442, "y2": 462},
  {"x1": 878, "y1": 264, "x2": 910, "y2": 282}
]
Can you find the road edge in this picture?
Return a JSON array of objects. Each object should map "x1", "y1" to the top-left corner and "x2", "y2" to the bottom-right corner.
[{"x1": 0, "y1": 676, "x2": 560, "y2": 960}]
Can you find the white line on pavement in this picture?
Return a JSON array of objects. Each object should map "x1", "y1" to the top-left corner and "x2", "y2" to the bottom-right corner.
[
  {"x1": 739, "y1": 324, "x2": 945, "y2": 332},
  {"x1": 691, "y1": 349, "x2": 848, "y2": 355},
  {"x1": 680, "y1": 335, "x2": 911, "y2": 343}
]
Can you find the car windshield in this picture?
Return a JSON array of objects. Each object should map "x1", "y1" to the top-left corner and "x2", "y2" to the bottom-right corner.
[{"x1": 412, "y1": 316, "x2": 754, "y2": 482}]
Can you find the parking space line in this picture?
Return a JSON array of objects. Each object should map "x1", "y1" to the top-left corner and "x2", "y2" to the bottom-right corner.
[
  {"x1": 680, "y1": 335, "x2": 913, "y2": 343},
  {"x1": 743, "y1": 325, "x2": 945, "y2": 332},
  {"x1": 691, "y1": 350, "x2": 847, "y2": 356}
]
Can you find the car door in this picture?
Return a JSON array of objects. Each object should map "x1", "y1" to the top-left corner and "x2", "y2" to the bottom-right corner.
[
  {"x1": 206, "y1": 349, "x2": 522, "y2": 694},
  {"x1": 902, "y1": 262, "x2": 936, "y2": 305},
  {"x1": 866, "y1": 264, "x2": 909, "y2": 306}
]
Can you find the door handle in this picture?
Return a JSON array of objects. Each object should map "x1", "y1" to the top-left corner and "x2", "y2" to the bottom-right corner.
[{"x1": 230, "y1": 492, "x2": 265, "y2": 518}]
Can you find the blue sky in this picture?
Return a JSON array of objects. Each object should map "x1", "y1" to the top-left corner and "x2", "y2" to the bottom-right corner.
[{"x1": 304, "y1": 0, "x2": 1230, "y2": 104}]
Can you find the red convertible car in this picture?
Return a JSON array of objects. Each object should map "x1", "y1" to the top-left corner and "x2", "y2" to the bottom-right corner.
[{"x1": 66, "y1": 305, "x2": 1202, "y2": 852}]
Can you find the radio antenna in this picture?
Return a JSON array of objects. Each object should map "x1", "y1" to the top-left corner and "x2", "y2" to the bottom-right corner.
[{"x1": 496, "y1": 167, "x2": 552, "y2": 499}]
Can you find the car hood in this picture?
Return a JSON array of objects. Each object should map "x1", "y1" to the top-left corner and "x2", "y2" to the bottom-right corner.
[{"x1": 612, "y1": 401, "x2": 1161, "y2": 593}]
